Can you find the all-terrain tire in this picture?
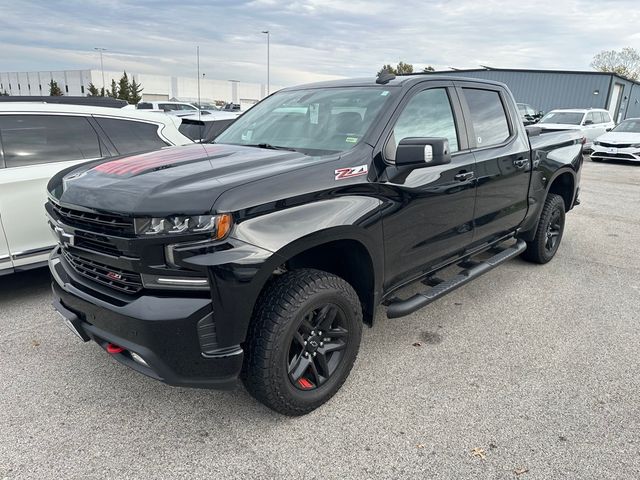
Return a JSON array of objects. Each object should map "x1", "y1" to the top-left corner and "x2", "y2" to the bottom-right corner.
[
  {"x1": 521, "y1": 193, "x2": 566, "y2": 264},
  {"x1": 242, "y1": 269, "x2": 363, "y2": 416}
]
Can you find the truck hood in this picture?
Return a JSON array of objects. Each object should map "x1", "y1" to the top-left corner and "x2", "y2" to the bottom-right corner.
[{"x1": 49, "y1": 143, "x2": 317, "y2": 215}]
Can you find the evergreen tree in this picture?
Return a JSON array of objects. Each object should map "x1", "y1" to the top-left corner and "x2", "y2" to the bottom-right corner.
[
  {"x1": 129, "y1": 76, "x2": 143, "y2": 104},
  {"x1": 107, "y1": 79, "x2": 118, "y2": 98},
  {"x1": 49, "y1": 79, "x2": 63, "y2": 96},
  {"x1": 117, "y1": 71, "x2": 131, "y2": 102},
  {"x1": 87, "y1": 83, "x2": 100, "y2": 96}
]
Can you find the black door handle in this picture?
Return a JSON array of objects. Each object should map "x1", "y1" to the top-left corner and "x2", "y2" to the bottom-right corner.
[
  {"x1": 454, "y1": 171, "x2": 474, "y2": 182},
  {"x1": 513, "y1": 158, "x2": 529, "y2": 168}
]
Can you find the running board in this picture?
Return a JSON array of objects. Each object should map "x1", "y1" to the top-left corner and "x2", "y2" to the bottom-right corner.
[{"x1": 386, "y1": 239, "x2": 527, "y2": 319}]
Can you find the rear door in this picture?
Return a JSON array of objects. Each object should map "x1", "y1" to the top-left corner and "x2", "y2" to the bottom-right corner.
[
  {"x1": 456, "y1": 83, "x2": 531, "y2": 243},
  {"x1": 0, "y1": 114, "x2": 108, "y2": 268},
  {"x1": 379, "y1": 82, "x2": 477, "y2": 288}
]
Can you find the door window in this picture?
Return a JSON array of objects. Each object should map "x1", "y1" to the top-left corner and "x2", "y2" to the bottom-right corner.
[
  {"x1": 390, "y1": 88, "x2": 459, "y2": 159},
  {"x1": 584, "y1": 112, "x2": 596, "y2": 125},
  {"x1": 94, "y1": 117, "x2": 169, "y2": 155},
  {"x1": 462, "y1": 88, "x2": 511, "y2": 147},
  {"x1": 0, "y1": 115, "x2": 103, "y2": 167},
  {"x1": 602, "y1": 111, "x2": 612, "y2": 123}
]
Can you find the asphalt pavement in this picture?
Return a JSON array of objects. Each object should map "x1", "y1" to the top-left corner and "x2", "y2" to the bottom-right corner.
[{"x1": 1, "y1": 158, "x2": 639, "y2": 479}]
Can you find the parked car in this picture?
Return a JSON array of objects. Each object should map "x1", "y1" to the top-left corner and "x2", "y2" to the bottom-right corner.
[
  {"x1": 177, "y1": 112, "x2": 238, "y2": 142},
  {"x1": 47, "y1": 75, "x2": 583, "y2": 415},
  {"x1": 136, "y1": 101, "x2": 199, "y2": 114},
  {"x1": 517, "y1": 103, "x2": 543, "y2": 125},
  {"x1": 0, "y1": 103, "x2": 192, "y2": 275},
  {"x1": 537, "y1": 108, "x2": 615, "y2": 150},
  {"x1": 590, "y1": 118, "x2": 640, "y2": 162}
]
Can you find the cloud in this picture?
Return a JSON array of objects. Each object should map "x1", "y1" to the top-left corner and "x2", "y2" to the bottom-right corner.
[{"x1": 0, "y1": 0, "x2": 639, "y2": 86}]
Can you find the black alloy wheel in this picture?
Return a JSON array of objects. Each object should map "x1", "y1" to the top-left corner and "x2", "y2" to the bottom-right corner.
[{"x1": 287, "y1": 304, "x2": 349, "y2": 391}]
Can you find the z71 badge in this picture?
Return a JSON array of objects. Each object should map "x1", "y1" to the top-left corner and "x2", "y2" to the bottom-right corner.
[{"x1": 334, "y1": 165, "x2": 368, "y2": 180}]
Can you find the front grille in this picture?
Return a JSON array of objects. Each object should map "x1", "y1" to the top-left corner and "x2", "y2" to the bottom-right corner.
[
  {"x1": 51, "y1": 201, "x2": 135, "y2": 236},
  {"x1": 598, "y1": 142, "x2": 632, "y2": 148},
  {"x1": 592, "y1": 152, "x2": 637, "y2": 160},
  {"x1": 74, "y1": 231, "x2": 124, "y2": 257},
  {"x1": 62, "y1": 248, "x2": 143, "y2": 295}
]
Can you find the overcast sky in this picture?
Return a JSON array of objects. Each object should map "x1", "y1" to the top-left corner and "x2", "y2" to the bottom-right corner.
[{"x1": 1, "y1": 0, "x2": 639, "y2": 87}]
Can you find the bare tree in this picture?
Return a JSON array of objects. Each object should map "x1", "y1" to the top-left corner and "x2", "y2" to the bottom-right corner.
[{"x1": 591, "y1": 47, "x2": 640, "y2": 80}]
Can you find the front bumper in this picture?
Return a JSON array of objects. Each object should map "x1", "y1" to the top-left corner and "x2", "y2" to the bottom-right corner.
[
  {"x1": 591, "y1": 146, "x2": 640, "y2": 162},
  {"x1": 49, "y1": 247, "x2": 243, "y2": 389}
]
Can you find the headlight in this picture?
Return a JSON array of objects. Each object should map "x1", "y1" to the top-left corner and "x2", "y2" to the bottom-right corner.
[{"x1": 134, "y1": 213, "x2": 232, "y2": 238}]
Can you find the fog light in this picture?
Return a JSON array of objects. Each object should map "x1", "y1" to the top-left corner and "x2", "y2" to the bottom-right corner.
[{"x1": 130, "y1": 351, "x2": 149, "y2": 368}]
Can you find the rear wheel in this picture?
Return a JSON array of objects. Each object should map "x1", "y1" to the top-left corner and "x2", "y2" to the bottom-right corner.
[
  {"x1": 242, "y1": 269, "x2": 362, "y2": 416},
  {"x1": 521, "y1": 193, "x2": 566, "y2": 264}
]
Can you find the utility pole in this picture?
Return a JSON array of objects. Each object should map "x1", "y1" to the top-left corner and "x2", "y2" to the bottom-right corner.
[
  {"x1": 94, "y1": 47, "x2": 106, "y2": 96},
  {"x1": 261, "y1": 30, "x2": 270, "y2": 96},
  {"x1": 196, "y1": 46, "x2": 201, "y2": 121}
]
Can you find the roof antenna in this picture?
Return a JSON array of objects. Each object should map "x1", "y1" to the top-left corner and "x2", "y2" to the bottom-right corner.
[{"x1": 376, "y1": 69, "x2": 396, "y2": 85}]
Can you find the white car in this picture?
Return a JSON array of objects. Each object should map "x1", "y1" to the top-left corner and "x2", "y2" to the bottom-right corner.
[
  {"x1": 0, "y1": 103, "x2": 192, "y2": 275},
  {"x1": 136, "y1": 101, "x2": 199, "y2": 114},
  {"x1": 537, "y1": 108, "x2": 615, "y2": 149},
  {"x1": 591, "y1": 118, "x2": 640, "y2": 162}
]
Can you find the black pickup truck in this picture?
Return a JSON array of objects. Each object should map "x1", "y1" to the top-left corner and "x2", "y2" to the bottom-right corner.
[{"x1": 47, "y1": 74, "x2": 583, "y2": 415}]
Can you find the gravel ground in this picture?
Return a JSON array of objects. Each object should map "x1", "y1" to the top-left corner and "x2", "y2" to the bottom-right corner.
[{"x1": 1, "y1": 158, "x2": 639, "y2": 479}]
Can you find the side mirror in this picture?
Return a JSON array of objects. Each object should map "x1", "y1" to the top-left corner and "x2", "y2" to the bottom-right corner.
[
  {"x1": 583, "y1": 119, "x2": 593, "y2": 126},
  {"x1": 395, "y1": 137, "x2": 451, "y2": 168}
]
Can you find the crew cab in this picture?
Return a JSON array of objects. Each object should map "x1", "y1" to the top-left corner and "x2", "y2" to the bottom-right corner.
[
  {"x1": 0, "y1": 103, "x2": 192, "y2": 275},
  {"x1": 47, "y1": 74, "x2": 583, "y2": 415}
]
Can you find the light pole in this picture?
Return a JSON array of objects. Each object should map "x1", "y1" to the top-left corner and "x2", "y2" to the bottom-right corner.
[
  {"x1": 261, "y1": 30, "x2": 270, "y2": 96},
  {"x1": 94, "y1": 47, "x2": 106, "y2": 95}
]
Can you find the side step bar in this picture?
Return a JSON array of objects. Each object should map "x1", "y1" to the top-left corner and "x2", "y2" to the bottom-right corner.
[{"x1": 386, "y1": 239, "x2": 527, "y2": 319}]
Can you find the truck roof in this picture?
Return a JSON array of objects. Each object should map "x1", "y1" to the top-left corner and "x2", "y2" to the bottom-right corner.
[{"x1": 282, "y1": 74, "x2": 508, "y2": 91}]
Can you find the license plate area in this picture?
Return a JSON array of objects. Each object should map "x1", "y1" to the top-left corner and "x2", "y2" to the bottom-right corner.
[{"x1": 606, "y1": 147, "x2": 618, "y2": 154}]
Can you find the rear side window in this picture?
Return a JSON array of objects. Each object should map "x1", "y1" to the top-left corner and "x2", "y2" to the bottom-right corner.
[
  {"x1": 602, "y1": 111, "x2": 612, "y2": 123},
  {"x1": 463, "y1": 88, "x2": 511, "y2": 147},
  {"x1": 158, "y1": 103, "x2": 178, "y2": 112},
  {"x1": 0, "y1": 114, "x2": 103, "y2": 168},
  {"x1": 137, "y1": 102, "x2": 152, "y2": 109},
  {"x1": 95, "y1": 117, "x2": 169, "y2": 155}
]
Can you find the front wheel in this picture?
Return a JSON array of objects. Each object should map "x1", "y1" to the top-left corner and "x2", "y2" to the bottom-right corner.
[
  {"x1": 242, "y1": 269, "x2": 363, "y2": 416},
  {"x1": 521, "y1": 193, "x2": 566, "y2": 264}
]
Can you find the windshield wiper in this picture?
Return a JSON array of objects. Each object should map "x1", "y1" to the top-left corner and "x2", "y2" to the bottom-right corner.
[{"x1": 246, "y1": 143, "x2": 299, "y2": 152}]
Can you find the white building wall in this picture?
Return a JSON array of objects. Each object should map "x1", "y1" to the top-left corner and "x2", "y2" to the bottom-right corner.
[{"x1": 0, "y1": 69, "x2": 279, "y2": 103}]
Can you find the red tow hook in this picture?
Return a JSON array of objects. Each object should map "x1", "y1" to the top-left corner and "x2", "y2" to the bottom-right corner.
[{"x1": 106, "y1": 343, "x2": 125, "y2": 354}]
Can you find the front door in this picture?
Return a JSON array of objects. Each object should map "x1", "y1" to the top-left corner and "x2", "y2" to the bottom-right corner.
[
  {"x1": 456, "y1": 85, "x2": 531, "y2": 243},
  {"x1": 378, "y1": 85, "x2": 476, "y2": 290}
]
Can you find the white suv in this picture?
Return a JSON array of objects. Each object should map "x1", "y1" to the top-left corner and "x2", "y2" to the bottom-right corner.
[
  {"x1": 537, "y1": 108, "x2": 615, "y2": 149},
  {"x1": 0, "y1": 103, "x2": 192, "y2": 275}
]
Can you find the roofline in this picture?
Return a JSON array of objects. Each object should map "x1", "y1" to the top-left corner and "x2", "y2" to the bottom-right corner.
[{"x1": 412, "y1": 67, "x2": 640, "y2": 86}]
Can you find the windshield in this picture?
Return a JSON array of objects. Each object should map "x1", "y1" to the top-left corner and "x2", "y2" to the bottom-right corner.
[
  {"x1": 215, "y1": 87, "x2": 393, "y2": 155},
  {"x1": 612, "y1": 119, "x2": 640, "y2": 133},
  {"x1": 539, "y1": 112, "x2": 584, "y2": 125}
]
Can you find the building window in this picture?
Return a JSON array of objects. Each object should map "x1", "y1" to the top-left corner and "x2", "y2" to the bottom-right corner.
[
  {"x1": 28, "y1": 84, "x2": 31, "y2": 91},
  {"x1": 18, "y1": 84, "x2": 21, "y2": 90},
  {"x1": 81, "y1": 85, "x2": 85, "y2": 94},
  {"x1": 65, "y1": 85, "x2": 69, "y2": 93},
  {"x1": 39, "y1": 84, "x2": 42, "y2": 91}
]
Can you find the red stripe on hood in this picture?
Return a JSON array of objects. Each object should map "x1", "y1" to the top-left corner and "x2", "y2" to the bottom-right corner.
[{"x1": 93, "y1": 144, "x2": 220, "y2": 176}]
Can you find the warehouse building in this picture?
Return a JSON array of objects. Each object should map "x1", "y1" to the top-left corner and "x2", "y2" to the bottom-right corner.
[
  {"x1": 0, "y1": 69, "x2": 280, "y2": 109},
  {"x1": 429, "y1": 67, "x2": 640, "y2": 122}
]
